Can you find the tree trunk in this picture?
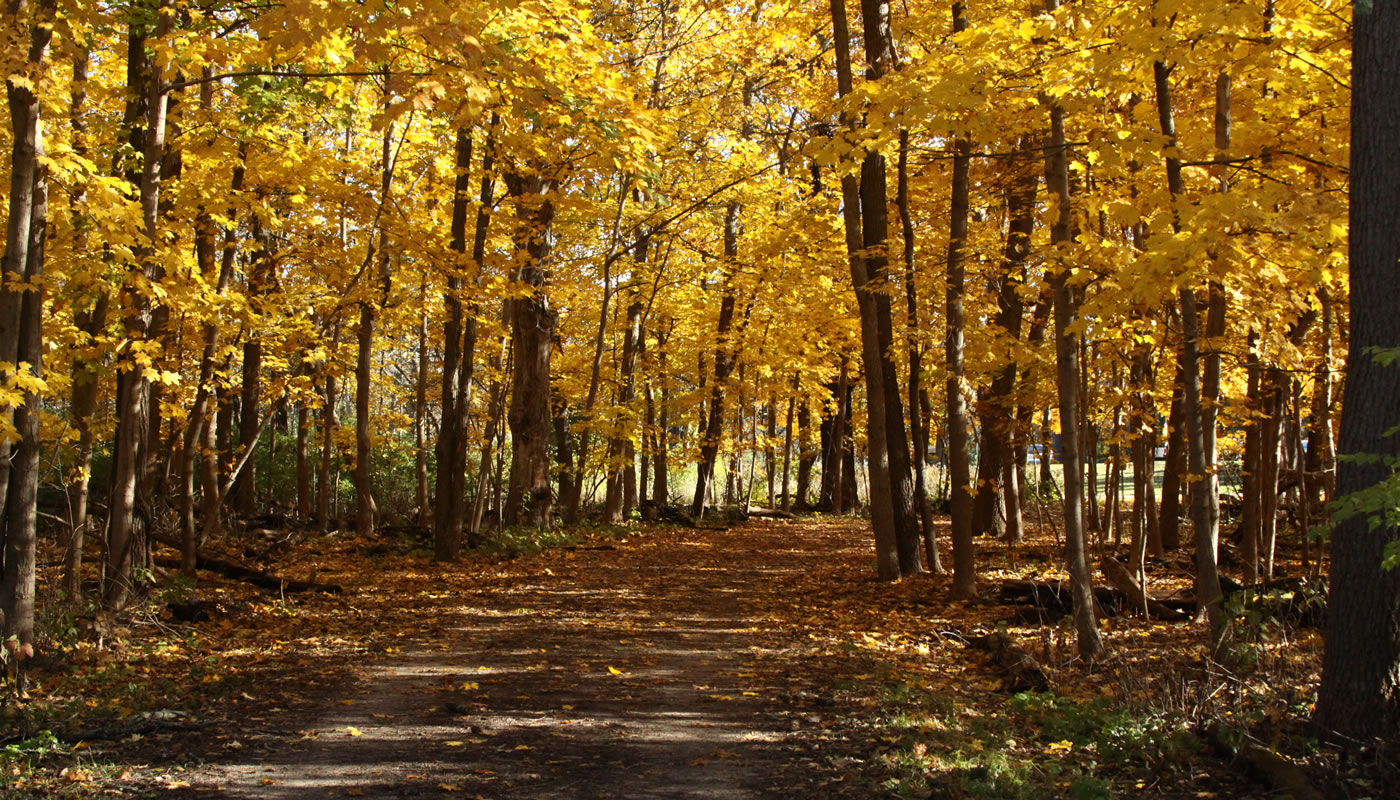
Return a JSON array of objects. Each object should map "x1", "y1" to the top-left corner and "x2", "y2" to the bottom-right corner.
[
  {"x1": 233, "y1": 214, "x2": 273, "y2": 518},
  {"x1": 690, "y1": 202, "x2": 742, "y2": 519},
  {"x1": 435, "y1": 123, "x2": 493, "y2": 559},
  {"x1": 898, "y1": 131, "x2": 941, "y2": 571},
  {"x1": 503, "y1": 174, "x2": 558, "y2": 529},
  {"x1": 1046, "y1": 89, "x2": 1103, "y2": 661},
  {"x1": 1314, "y1": 0, "x2": 1400, "y2": 738},
  {"x1": 317, "y1": 372, "x2": 337, "y2": 531},
  {"x1": 0, "y1": 0, "x2": 55, "y2": 657},
  {"x1": 105, "y1": 3, "x2": 171, "y2": 610},
  {"x1": 354, "y1": 110, "x2": 396, "y2": 539},
  {"x1": 1159, "y1": 365, "x2": 1186, "y2": 551},
  {"x1": 63, "y1": 46, "x2": 101, "y2": 597},
  {"x1": 946, "y1": 121, "x2": 976, "y2": 596},
  {"x1": 1155, "y1": 56, "x2": 1225, "y2": 644}
]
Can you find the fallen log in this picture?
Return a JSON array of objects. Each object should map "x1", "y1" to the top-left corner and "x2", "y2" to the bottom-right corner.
[
  {"x1": 152, "y1": 552, "x2": 342, "y2": 595},
  {"x1": 1205, "y1": 723, "x2": 1326, "y2": 800},
  {"x1": 744, "y1": 507, "x2": 798, "y2": 520},
  {"x1": 998, "y1": 580, "x2": 1124, "y2": 619},
  {"x1": 963, "y1": 630, "x2": 1050, "y2": 693},
  {"x1": 1099, "y1": 555, "x2": 1191, "y2": 622}
]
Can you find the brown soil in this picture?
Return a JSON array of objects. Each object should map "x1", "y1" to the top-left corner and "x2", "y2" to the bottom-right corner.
[{"x1": 141, "y1": 519, "x2": 882, "y2": 798}]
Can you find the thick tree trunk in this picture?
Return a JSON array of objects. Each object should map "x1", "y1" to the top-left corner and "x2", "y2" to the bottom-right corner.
[
  {"x1": 106, "y1": 3, "x2": 171, "y2": 610},
  {"x1": 860, "y1": 0, "x2": 921, "y2": 574},
  {"x1": 795, "y1": 397, "x2": 814, "y2": 510},
  {"x1": 503, "y1": 175, "x2": 558, "y2": 529},
  {"x1": 0, "y1": 0, "x2": 54, "y2": 655},
  {"x1": 1314, "y1": 0, "x2": 1400, "y2": 739},
  {"x1": 831, "y1": 0, "x2": 897, "y2": 578}
]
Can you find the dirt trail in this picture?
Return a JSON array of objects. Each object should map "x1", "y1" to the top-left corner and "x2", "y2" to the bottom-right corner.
[{"x1": 163, "y1": 520, "x2": 878, "y2": 799}]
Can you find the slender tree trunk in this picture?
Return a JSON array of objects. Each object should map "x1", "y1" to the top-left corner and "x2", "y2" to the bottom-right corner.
[
  {"x1": 1046, "y1": 85, "x2": 1103, "y2": 661},
  {"x1": 435, "y1": 123, "x2": 493, "y2": 559},
  {"x1": 1159, "y1": 366, "x2": 1186, "y2": 551},
  {"x1": 415, "y1": 280, "x2": 430, "y2": 528},
  {"x1": 353, "y1": 100, "x2": 397, "y2": 538},
  {"x1": 690, "y1": 202, "x2": 742, "y2": 519},
  {"x1": 1155, "y1": 57, "x2": 1225, "y2": 643},
  {"x1": 898, "y1": 131, "x2": 942, "y2": 571},
  {"x1": 63, "y1": 46, "x2": 102, "y2": 597},
  {"x1": 946, "y1": 109, "x2": 976, "y2": 596},
  {"x1": 781, "y1": 390, "x2": 796, "y2": 511},
  {"x1": 978, "y1": 141, "x2": 1033, "y2": 547},
  {"x1": 233, "y1": 215, "x2": 272, "y2": 517},
  {"x1": 317, "y1": 372, "x2": 337, "y2": 531}
]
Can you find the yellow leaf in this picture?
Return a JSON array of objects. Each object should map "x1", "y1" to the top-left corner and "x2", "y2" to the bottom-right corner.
[{"x1": 345, "y1": 726, "x2": 363, "y2": 737}]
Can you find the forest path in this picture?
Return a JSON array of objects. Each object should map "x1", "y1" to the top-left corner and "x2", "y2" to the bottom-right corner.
[{"x1": 162, "y1": 518, "x2": 882, "y2": 799}]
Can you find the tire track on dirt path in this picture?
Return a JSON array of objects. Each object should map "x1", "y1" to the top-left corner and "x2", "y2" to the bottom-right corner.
[{"x1": 162, "y1": 520, "x2": 879, "y2": 799}]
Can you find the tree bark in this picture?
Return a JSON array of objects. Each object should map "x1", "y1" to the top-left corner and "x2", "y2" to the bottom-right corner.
[
  {"x1": 503, "y1": 174, "x2": 558, "y2": 529},
  {"x1": 898, "y1": 130, "x2": 941, "y2": 572},
  {"x1": 832, "y1": 0, "x2": 897, "y2": 579},
  {"x1": 105, "y1": 2, "x2": 172, "y2": 610},
  {"x1": 63, "y1": 46, "x2": 102, "y2": 597},
  {"x1": 946, "y1": 73, "x2": 976, "y2": 595},
  {"x1": 690, "y1": 202, "x2": 742, "y2": 519},
  {"x1": 354, "y1": 113, "x2": 395, "y2": 540},
  {"x1": 0, "y1": 0, "x2": 55, "y2": 657},
  {"x1": 1314, "y1": 0, "x2": 1400, "y2": 738},
  {"x1": 1045, "y1": 87, "x2": 1103, "y2": 661}
]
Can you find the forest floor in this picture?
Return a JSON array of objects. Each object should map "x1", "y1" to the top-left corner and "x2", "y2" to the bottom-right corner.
[{"x1": 1, "y1": 514, "x2": 1389, "y2": 799}]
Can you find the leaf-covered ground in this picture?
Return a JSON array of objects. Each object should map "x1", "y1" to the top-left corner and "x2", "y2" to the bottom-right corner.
[{"x1": 3, "y1": 516, "x2": 1387, "y2": 798}]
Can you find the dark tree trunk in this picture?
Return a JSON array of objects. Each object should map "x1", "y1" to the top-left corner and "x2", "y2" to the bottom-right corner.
[
  {"x1": 1046, "y1": 86, "x2": 1103, "y2": 661},
  {"x1": 795, "y1": 397, "x2": 814, "y2": 510},
  {"x1": 1314, "y1": 0, "x2": 1400, "y2": 739},
  {"x1": 503, "y1": 174, "x2": 558, "y2": 529},
  {"x1": 63, "y1": 46, "x2": 101, "y2": 597},
  {"x1": 0, "y1": 0, "x2": 55, "y2": 656},
  {"x1": 831, "y1": 0, "x2": 897, "y2": 578},
  {"x1": 106, "y1": 2, "x2": 171, "y2": 610},
  {"x1": 317, "y1": 372, "x2": 337, "y2": 531},
  {"x1": 354, "y1": 111, "x2": 395, "y2": 539},
  {"x1": 946, "y1": 120, "x2": 976, "y2": 596},
  {"x1": 690, "y1": 202, "x2": 741, "y2": 519},
  {"x1": 898, "y1": 131, "x2": 941, "y2": 571},
  {"x1": 1159, "y1": 365, "x2": 1186, "y2": 551},
  {"x1": 233, "y1": 215, "x2": 273, "y2": 518},
  {"x1": 435, "y1": 124, "x2": 493, "y2": 559}
]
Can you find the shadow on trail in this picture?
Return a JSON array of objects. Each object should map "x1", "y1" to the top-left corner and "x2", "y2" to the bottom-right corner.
[{"x1": 163, "y1": 521, "x2": 875, "y2": 799}]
